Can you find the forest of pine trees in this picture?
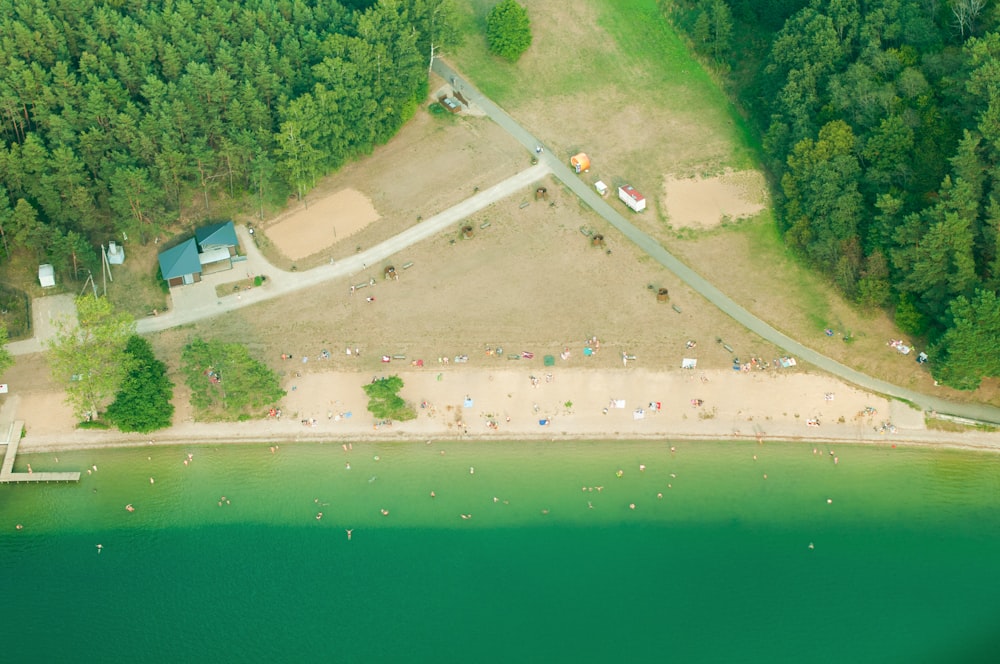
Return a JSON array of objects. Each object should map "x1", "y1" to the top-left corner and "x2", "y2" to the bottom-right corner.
[
  {"x1": 664, "y1": 0, "x2": 1000, "y2": 389},
  {"x1": 0, "y1": 0, "x2": 456, "y2": 279}
]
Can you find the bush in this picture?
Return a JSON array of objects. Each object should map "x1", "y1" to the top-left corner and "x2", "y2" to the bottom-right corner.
[
  {"x1": 182, "y1": 338, "x2": 285, "y2": 420},
  {"x1": 362, "y1": 376, "x2": 416, "y2": 421}
]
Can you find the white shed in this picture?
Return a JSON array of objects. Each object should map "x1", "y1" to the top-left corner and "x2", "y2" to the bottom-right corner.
[
  {"x1": 38, "y1": 264, "x2": 55, "y2": 288},
  {"x1": 618, "y1": 185, "x2": 646, "y2": 212},
  {"x1": 594, "y1": 181, "x2": 609, "y2": 197},
  {"x1": 106, "y1": 241, "x2": 125, "y2": 265}
]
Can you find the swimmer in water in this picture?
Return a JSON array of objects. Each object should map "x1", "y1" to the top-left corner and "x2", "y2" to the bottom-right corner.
[
  {"x1": 150, "y1": 477, "x2": 155, "y2": 484},
  {"x1": 381, "y1": 509, "x2": 389, "y2": 516},
  {"x1": 96, "y1": 544, "x2": 103, "y2": 553},
  {"x1": 346, "y1": 529, "x2": 352, "y2": 541},
  {"x1": 430, "y1": 491, "x2": 436, "y2": 498},
  {"x1": 470, "y1": 466, "x2": 475, "y2": 474},
  {"x1": 316, "y1": 512, "x2": 323, "y2": 520}
]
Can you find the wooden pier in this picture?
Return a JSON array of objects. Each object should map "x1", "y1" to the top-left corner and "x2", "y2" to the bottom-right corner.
[{"x1": 0, "y1": 421, "x2": 80, "y2": 483}]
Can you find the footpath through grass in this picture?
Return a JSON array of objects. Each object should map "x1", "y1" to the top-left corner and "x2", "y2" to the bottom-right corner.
[{"x1": 448, "y1": 0, "x2": 975, "y2": 403}]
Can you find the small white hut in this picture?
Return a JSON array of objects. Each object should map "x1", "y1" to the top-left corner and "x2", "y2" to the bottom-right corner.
[
  {"x1": 106, "y1": 241, "x2": 125, "y2": 265},
  {"x1": 38, "y1": 264, "x2": 55, "y2": 288}
]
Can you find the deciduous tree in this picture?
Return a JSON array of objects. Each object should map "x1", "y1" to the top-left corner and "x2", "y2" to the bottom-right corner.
[
  {"x1": 486, "y1": 0, "x2": 532, "y2": 62},
  {"x1": 362, "y1": 375, "x2": 416, "y2": 421},
  {"x1": 46, "y1": 296, "x2": 136, "y2": 420}
]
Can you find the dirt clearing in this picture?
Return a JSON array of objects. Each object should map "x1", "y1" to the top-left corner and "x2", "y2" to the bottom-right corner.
[
  {"x1": 663, "y1": 170, "x2": 768, "y2": 229},
  {"x1": 266, "y1": 189, "x2": 380, "y2": 261}
]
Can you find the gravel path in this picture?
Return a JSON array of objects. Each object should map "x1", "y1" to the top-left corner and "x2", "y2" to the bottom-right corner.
[{"x1": 432, "y1": 58, "x2": 1000, "y2": 425}]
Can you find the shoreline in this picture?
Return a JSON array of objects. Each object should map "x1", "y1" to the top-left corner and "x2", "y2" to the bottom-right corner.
[{"x1": 7, "y1": 367, "x2": 1000, "y2": 456}]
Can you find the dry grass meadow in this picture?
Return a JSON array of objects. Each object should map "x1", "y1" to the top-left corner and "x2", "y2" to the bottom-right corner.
[{"x1": 19, "y1": 0, "x2": 990, "y2": 418}]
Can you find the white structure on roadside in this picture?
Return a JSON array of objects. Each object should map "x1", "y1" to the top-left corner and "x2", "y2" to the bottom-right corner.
[{"x1": 618, "y1": 184, "x2": 646, "y2": 212}]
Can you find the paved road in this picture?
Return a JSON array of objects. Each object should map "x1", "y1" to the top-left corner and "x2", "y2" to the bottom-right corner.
[
  {"x1": 433, "y1": 58, "x2": 1000, "y2": 424},
  {"x1": 136, "y1": 162, "x2": 550, "y2": 335},
  {"x1": 5, "y1": 162, "x2": 549, "y2": 353}
]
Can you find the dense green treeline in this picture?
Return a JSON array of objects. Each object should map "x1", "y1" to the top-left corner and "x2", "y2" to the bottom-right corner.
[
  {"x1": 0, "y1": 0, "x2": 456, "y2": 279},
  {"x1": 663, "y1": 0, "x2": 1000, "y2": 389}
]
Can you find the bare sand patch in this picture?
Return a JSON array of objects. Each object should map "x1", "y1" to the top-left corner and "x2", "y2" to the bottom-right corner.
[
  {"x1": 266, "y1": 189, "x2": 380, "y2": 261},
  {"x1": 663, "y1": 170, "x2": 768, "y2": 229}
]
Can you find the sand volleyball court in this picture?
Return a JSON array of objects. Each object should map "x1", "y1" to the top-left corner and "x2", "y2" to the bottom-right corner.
[
  {"x1": 663, "y1": 170, "x2": 767, "y2": 229},
  {"x1": 266, "y1": 188, "x2": 380, "y2": 260}
]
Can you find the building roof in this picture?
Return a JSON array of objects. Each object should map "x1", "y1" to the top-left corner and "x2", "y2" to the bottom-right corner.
[
  {"x1": 619, "y1": 184, "x2": 645, "y2": 201},
  {"x1": 195, "y1": 220, "x2": 237, "y2": 250},
  {"x1": 158, "y1": 238, "x2": 200, "y2": 280}
]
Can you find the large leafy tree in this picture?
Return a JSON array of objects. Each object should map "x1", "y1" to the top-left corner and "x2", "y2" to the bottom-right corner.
[
  {"x1": 181, "y1": 338, "x2": 284, "y2": 420},
  {"x1": 47, "y1": 296, "x2": 136, "y2": 419},
  {"x1": 486, "y1": 0, "x2": 532, "y2": 62},
  {"x1": 105, "y1": 335, "x2": 174, "y2": 433}
]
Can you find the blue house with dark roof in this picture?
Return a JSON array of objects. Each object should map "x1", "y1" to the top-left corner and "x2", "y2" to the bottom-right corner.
[
  {"x1": 159, "y1": 221, "x2": 240, "y2": 287},
  {"x1": 157, "y1": 238, "x2": 201, "y2": 287},
  {"x1": 195, "y1": 221, "x2": 239, "y2": 255}
]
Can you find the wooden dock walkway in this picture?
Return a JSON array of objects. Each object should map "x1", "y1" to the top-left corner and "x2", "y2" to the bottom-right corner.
[{"x1": 0, "y1": 421, "x2": 80, "y2": 483}]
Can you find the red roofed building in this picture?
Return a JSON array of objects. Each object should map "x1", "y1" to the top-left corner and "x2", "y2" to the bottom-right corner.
[{"x1": 618, "y1": 184, "x2": 646, "y2": 212}]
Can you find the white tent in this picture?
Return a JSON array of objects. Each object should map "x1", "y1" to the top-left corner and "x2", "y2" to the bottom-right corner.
[{"x1": 38, "y1": 264, "x2": 55, "y2": 288}]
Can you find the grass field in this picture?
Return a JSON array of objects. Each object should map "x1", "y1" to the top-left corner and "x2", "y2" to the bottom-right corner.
[{"x1": 448, "y1": 0, "x2": 999, "y2": 406}]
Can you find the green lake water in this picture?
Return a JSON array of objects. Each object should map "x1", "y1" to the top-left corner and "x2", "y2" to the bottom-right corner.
[{"x1": 1, "y1": 439, "x2": 999, "y2": 663}]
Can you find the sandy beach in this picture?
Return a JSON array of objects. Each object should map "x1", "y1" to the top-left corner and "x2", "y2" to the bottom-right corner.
[{"x1": 7, "y1": 365, "x2": 1000, "y2": 454}]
